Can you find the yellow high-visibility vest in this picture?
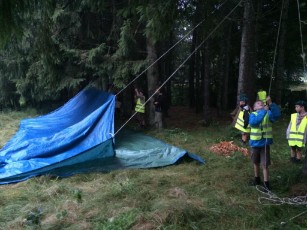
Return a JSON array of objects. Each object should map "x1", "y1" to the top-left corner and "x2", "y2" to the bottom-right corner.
[
  {"x1": 135, "y1": 98, "x2": 145, "y2": 113},
  {"x1": 257, "y1": 90, "x2": 267, "y2": 104},
  {"x1": 235, "y1": 111, "x2": 251, "y2": 133},
  {"x1": 288, "y1": 113, "x2": 307, "y2": 147},
  {"x1": 250, "y1": 112, "x2": 272, "y2": 141}
]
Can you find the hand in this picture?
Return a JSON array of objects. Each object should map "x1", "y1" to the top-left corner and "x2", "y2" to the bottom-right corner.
[
  {"x1": 266, "y1": 96, "x2": 272, "y2": 105},
  {"x1": 264, "y1": 105, "x2": 269, "y2": 111}
]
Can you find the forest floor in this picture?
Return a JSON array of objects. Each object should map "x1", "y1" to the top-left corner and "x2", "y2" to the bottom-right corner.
[
  {"x1": 164, "y1": 106, "x2": 234, "y2": 129},
  {"x1": 0, "y1": 107, "x2": 307, "y2": 229}
]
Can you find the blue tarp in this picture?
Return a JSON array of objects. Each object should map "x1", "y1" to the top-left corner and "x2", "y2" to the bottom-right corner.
[{"x1": 0, "y1": 87, "x2": 204, "y2": 185}]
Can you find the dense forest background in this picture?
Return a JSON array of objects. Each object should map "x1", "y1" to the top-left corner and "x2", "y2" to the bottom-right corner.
[{"x1": 0, "y1": 0, "x2": 306, "y2": 124}]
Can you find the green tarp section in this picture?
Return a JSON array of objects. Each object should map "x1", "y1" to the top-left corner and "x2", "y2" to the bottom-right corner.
[{"x1": 114, "y1": 129, "x2": 204, "y2": 168}]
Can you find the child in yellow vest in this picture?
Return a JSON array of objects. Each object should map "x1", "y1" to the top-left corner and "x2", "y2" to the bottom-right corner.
[
  {"x1": 286, "y1": 100, "x2": 307, "y2": 164},
  {"x1": 234, "y1": 95, "x2": 251, "y2": 144},
  {"x1": 134, "y1": 88, "x2": 146, "y2": 128}
]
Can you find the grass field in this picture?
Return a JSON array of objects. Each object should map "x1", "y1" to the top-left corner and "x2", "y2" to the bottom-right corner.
[{"x1": 0, "y1": 107, "x2": 307, "y2": 229}]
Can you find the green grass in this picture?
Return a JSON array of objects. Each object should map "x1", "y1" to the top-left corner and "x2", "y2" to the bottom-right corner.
[{"x1": 0, "y1": 110, "x2": 307, "y2": 229}]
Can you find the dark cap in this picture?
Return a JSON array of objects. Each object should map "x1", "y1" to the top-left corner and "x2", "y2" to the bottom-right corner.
[
  {"x1": 239, "y1": 94, "x2": 248, "y2": 102},
  {"x1": 295, "y1": 100, "x2": 306, "y2": 107}
]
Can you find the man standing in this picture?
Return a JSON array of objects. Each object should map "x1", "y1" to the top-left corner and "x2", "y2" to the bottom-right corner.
[{"x1": 153, "y1": 88, "x2": 165, "y2": 130}]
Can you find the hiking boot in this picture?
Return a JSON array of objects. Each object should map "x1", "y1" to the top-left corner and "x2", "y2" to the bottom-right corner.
[
  {"x1": 290, "y1": 157, "x2": 296, "y2": 163},
  {"x1": 251, "y1": 177, "x2": 261, "y2": 186},
  {"x1": 263, "y1": 181, "x2": 271, "y2": 191},
  {"x1": 294, "y1": 159, "x2": 303, "y2": 164}
]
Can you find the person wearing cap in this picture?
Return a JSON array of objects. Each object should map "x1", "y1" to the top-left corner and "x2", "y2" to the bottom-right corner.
[
  {"x1": 286, "y1": 100, "x2": 307, "y2": 164},
  {"x1": 249, "y1": 96, "x2": 281, "y2": 191},
  {"x1": 234, "y1": 94, "x2": 251, "y2": 144},
  {"x1": 153, "y1": 87, "x2": 166, "y2": 130},
  {"x1": 134, "y1": 88, "x2": 146, "y2": 128}
]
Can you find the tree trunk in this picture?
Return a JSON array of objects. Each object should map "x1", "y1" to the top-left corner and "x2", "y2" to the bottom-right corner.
[
  {"x1": 146, "y1": 37, "x2": 159, "y2": 125},
  {"x1": 195, "y1": 49, "x2": 202, "y2": 113},
  {"x1": 251, "y1": 0, "x2": 262, "y2": 104},
  {"x1": 159, "y1": 34, "x2": 173, "y2": 116},
  {"x1": 217, "y1": 24, "x2": 232, "y2": 114},
  {"x1": 274, "y1": 0, "x2": 289, "y2": 105},
  {"x1": 237, "y1": 0, "x2": 255, "y2": 104},
  {"x1": 217, "y1": 30, "x2": 224, "y2": 115},
  {"x1": 188, "y1": 28, "x2": 197, "y2": 108},
  {"x1": 202, "y1": 41, "x2": 211, "y2": 125},
  {"x1": 222, "y1": 24, "x2": 232, "y2": 110}
]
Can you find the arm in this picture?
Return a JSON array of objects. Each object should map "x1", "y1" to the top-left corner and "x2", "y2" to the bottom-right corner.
[
  {"x1": 135, "y1": 88, "x2": 140, "y2": 97},
  {"x1": 243, "y1": 110, "x2": 250, "y2": 129},
  {"x1": 286, "y1": 121, "x2": 291, "y2": 139},
  {"x1": 268, "y1": 103, "x2": 281, "y2": 122},
  {"x1": 153, "y1": 95, "x2": 158, "y2": 105}
]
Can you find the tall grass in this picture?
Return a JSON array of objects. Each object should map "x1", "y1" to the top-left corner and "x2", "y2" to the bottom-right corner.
[{"x1": 0, "y1": 110, "x2": 307, "y2": 229}]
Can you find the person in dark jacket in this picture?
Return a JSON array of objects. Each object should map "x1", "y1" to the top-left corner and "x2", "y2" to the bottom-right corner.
[{"x1": 153, "y1": 88, "x2": 166, "y2": 130}]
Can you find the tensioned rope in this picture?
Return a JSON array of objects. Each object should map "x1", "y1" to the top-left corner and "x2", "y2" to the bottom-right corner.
[
  {"x1": 296, "y1": 0, "x2": 306, "y2": 72},
  {"x1": 258, "y1": 1, "x2": 307, "y2": 224},
  {"x1": 261, "y1": 0, "x2": 284, "y2": 188},
  {"x1": 115, "y1": 0, "x2": 229, "y2": 96},
  {"x1": 114, "y1": 0, "x2": 243, "y2": 136},
  {"x1": 268, "y1": 0, "x2": 284, "y2": 96}
]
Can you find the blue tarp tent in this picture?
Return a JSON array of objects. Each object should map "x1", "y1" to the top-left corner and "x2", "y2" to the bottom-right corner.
[{"x1": 0, "y1": 87, "x2": 204, "y2": 184}]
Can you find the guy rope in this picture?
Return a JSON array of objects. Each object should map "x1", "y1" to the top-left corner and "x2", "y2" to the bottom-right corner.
[
  {"x1": 116, "y1": 0, "x2": 229, "y2": 97},
  {"x1": 114, "y1": 0, "x2": 243, "y2": 136}
]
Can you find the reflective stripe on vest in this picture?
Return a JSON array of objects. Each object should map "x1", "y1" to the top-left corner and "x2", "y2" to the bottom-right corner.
[
  {"x1": 234, "y1": 111, "x2": 251, "y2": 133},
  {"x1": 135, "y1": 98, "x2": 145, "y2": 113},
  {"x1": 257, "y1": 91, "x2": 267, "y2": 104},
  {"x1": 250, "y1": 112, "x2": 273, "y2": 141},
  {"x1": 288, "y1": 113, "x2": 307, "y2": 147}
]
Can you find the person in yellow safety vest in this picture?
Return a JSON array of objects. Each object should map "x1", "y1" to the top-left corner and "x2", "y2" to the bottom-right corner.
[
  {"x1": 249, "y1": 96, "x2": 281, "y2": 191},
  {"x1": 257, "y1": 88, "x2": 267, "y2": 105},
  {"x1": 234, "y1": 94, "x2": 251, "y2": 144},
  {"x1": 134, "y1": 88, "x2": 146, "y2": 128},
  {"x1": 286, "y1": 100, "x2": 307, "y2": 164}
]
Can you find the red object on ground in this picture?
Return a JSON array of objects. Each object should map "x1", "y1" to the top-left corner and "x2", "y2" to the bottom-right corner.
[{"x1": 209, "y1": 141, "x2": 249, "y2": 157}]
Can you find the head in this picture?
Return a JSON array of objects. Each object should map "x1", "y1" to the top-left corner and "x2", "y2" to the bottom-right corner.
[
  {"x1": 239, "y1": 100, "x2": 246, "y2": 106},
  {"x1": 239, "y1": 95, "x2": 248, "y2": 106},
  {"x1": 253, "y1": 100, "x2": 264, "y2": 111},
  {"x1": 294, "y1": 100, "x2": 306, "y2": 113},
  {"x1": 156, "y1": 86, "x2": 164, "y2": 95}
]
